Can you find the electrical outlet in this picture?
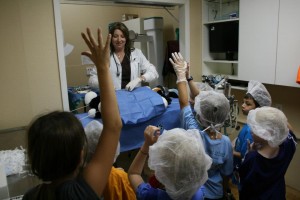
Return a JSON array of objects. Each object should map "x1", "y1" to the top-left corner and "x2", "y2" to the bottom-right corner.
[
  {"x1": 273, "y1": 103, "x2": 283, "y2": 111},
  {"x1": 86, "y1": 66, "x2": 93, "y2": 76}
]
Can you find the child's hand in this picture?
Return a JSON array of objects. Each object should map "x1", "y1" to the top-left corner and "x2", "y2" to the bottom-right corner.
[
  {"x1": 247, "y1": 139, "x2": 259, "y2": 152},
  {"x1": 144, "y1": 125, "x2": 161, "y2": 146},
  {"x1": 81, "y1": 28, "x2": 111, "y2": 74},
  {"x1": 247, "y1": 139, "x2": 251, "y2": 151},
  {"x1": 231, "y1": 137, "x2": 237, "y2": 148},
  {"x1": 169, "y1": 52, "x2": 187, "y2": 83}
]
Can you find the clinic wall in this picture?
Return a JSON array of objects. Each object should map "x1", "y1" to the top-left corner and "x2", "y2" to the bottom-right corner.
[
  {"x1": 0, "y1": 0, "x2": 63, "y2": 130},
  {"x1": 61, "y1": 4, "x2": 179, "y2": 87},
  {"x1": 189, "y1": 0, "x2": 202, "y2": 82}
]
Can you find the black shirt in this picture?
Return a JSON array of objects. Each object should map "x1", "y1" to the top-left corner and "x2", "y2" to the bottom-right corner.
[
  {"x1": 22, "y1": 176, "x2": 100, "y2": 200},
  {"x1": 121, "y1": 55, "x2": 131, "y2": 89}
]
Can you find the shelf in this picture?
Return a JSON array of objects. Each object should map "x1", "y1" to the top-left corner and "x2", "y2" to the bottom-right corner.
[
  {"x1": 203, "y1": 18, "x2": 239, "y2": 25},
  {"x1": 231, "y1": 85, "x2": 247, "y2": 90},
  {"x1": 204, "y1": 59, "x2": 238, "y2": 64},
  {"x1": 204, "y1": 0, "x2": 239, "y2": 4},
  {"x1": 202, "y1": 62, "x2": 238, "y2": 77},
  {"x1": 203, "y1": 0, "x2": 239, "y2": 23},
  {"x1": 202, "y1": 0, "x2": 240, "y2": 81}
]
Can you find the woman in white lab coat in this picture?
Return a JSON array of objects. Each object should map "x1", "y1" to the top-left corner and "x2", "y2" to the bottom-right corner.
[{"x1": 88, "y1": 22, "x2": 159, "y2": 91}]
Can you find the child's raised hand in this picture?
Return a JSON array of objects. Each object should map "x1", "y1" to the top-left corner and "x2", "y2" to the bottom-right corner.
[
  {"x1": 169, "y1": 52, "x2": 187, "y2": 83},
  {"x1": 81, "y1": 28, "x2": 111, "y2": 73},
  {"x1": 143, "y1": 125, "x2": 160, "y2": 146}
]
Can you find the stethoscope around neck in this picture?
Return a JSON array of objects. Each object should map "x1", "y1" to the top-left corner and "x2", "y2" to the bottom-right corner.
[
  {"x1": 112, "y1": 52, "x2": 131, "y2": 77},
  {"x1": 112, "y1": 52, "x2": 121, "y2": 77}
]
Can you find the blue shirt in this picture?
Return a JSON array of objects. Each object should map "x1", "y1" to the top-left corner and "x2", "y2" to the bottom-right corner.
[
  {"x1": 232, "y1": 124, "x2": 253, "y2": 187},
  {"x1": 239, "y1": 131, "x2": 297, "y2": 200},
  {"x1": 234, "y1": 124, "x2": 253, "y2": 161},
  {"x1": 181, "y1": 106, "x2": 233, "y2": 199},
  {"x1": 136, "y1": 183, "x2": 205, "y2": 200}
]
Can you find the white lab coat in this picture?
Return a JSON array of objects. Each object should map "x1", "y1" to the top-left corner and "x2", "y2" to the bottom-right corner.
[{"x1": 88, "y1": 48, "x2": 159, "y2": 90}]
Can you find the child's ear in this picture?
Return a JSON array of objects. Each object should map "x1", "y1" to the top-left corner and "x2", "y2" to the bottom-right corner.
[{"x1": 79, "y1": 148, "x2": 86, "y2": 168}]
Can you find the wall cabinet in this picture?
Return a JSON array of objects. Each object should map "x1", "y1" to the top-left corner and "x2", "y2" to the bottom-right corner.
[
  {"x1": 239, "y1": 0, "x2": 300, "y2": 88},
  {"x1": 238, "y1": 0, "x2": 278, "y2": 84},
  {"x1": 202, "y1": 0, "x2": 240, "y2": 79},
  {"x1": 202, "y1": 0, "x2": 300, "y2": 88},
  {"x1": 275, "y1": 0, "x2": 300, "y2": 87}
]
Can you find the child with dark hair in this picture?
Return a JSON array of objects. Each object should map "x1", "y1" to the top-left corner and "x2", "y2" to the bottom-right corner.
[
  {"x1": 23, "y1": 27, "x2": 122, "y2": 199},
  {"x1": 232, "y1": 80, "x2": 271, "y2": 188},
  {"x1": 84, "y1": 120, "x2": 136, "y2": 200}
]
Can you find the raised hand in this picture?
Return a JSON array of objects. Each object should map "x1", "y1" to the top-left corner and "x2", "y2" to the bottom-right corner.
[
  {"x1": 169, "y1": 52, "x2": 187, "y2": 83},
  {"x1": 81, "y1": 28, "x2": 111, "y2": 74},
  {"x1": 80, "y1": 27, "x2": 122, "y2": 197}
]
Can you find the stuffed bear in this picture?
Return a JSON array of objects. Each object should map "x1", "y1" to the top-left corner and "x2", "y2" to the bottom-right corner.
[
  {"x1": 84, "y1": 91, "x2": 101, "y2": 119},
  {"x1": 152, "y1": 85, "x2": 172, "y2": 105}
]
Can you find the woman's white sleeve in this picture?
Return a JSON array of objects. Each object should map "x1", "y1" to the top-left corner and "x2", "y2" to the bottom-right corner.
[{"x1": 139, "y1": 50, "x2": 159, "y2": 82}]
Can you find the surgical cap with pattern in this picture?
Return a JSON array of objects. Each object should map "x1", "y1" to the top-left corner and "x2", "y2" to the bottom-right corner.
[
  {"x1": 247, "y1": 107, "x2": 288, "y2": 147},
  {"x1": 247, "y1": 80, "x2": 272, "y2": 107},
  {"x1": 148, "y1": 128, "x2": 212, "y2": 200},
  {"x1": 194, "y1": 90, "x2": 230, "y2": 128}
]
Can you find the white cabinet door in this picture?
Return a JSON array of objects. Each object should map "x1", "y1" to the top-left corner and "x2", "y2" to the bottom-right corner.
[
  {"x1": 238, "y1": 0, "x2": 279, "y2": 84},
  {"x1": 276, "y1": 0, "x2": 300, "y2": 88}
]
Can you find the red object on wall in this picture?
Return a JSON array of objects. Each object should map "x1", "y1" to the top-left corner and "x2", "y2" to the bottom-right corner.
[{"x1": 297, "y1": 66, "x2": 300, "y2": 84}]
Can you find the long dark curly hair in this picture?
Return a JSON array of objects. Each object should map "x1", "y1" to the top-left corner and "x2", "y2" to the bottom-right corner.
[{"x1": 109, "y1": 22, "x2": 133, "y2": 56}]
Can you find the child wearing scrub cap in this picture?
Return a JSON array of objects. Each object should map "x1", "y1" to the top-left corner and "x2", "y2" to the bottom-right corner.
[
  {"x1": 84, "y1": 120, "x2": 136, "y2": 200},
  {"x1": 246, "y1": 80, "x2": 272, "y2": 107},
  {"x1": 169, "y1": 52, "x2": 233, "y2": 200},
  {"x1": 128, "y1": 126, "x2": 212, "y2": 200},
  {"x1": 238, "y1": 107, "x2": 297, "y2": 199},
  {"x1": 232, "y1": 80, "x2": 272, "y2": 188}
]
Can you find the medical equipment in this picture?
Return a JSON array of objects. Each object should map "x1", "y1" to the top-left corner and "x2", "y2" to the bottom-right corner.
[{"x1": 125, "y1": 17, "x2": 164, "y2": 86}]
